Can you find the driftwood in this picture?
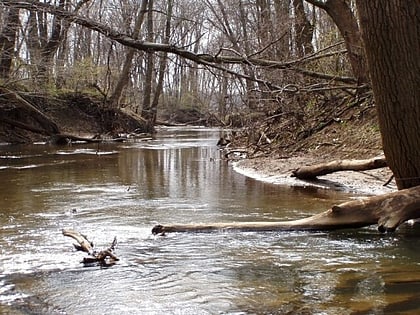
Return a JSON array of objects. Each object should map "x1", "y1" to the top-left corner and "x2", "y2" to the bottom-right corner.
[
  {"x1": 224, "y1": 149, "x2": 249, "y2": 160},
  {"x1": 50, "y1": 134, "x2": 126, "y2": 145},
  {"x1": 155, "y1": 120, "x2": 186, "y2": 127},
  {"x1": 62, "y1": 229, "x2": 119, "y2": 264},
  {"x1": 152, "y1": 185, "x2": 420, "y2": 234},
  {"x1": 292, "y1": 157, "x2": 387, "y2": 179}
]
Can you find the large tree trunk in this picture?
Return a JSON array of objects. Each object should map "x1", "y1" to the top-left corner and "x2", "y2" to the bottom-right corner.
[
  {"x1": 356, "y1": 0, "x2": 420, "y2": 189},
  {"x1": 306, "y1": 0, "x2": 368, "y2": 84},
  {"x1": 152, "y1": 185, "x2": 420, "y2": 234}
]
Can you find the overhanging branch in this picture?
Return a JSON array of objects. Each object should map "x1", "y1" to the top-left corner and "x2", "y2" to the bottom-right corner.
[{"x1": 4, "y1": 0, "x2": 357, "y2": 85}]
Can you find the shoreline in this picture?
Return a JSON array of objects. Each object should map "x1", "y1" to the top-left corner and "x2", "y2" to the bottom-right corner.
[{"x1": 232, "y1": 155, "x2": 396, "y2": 196}]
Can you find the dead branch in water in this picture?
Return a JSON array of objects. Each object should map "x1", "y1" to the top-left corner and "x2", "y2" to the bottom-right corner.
[
  {"x1": 62, "y1": 229, "x2": 119, "y2": 264},
  {"x1": 152, "y1": 185, "x2": 420, "y2": 234}
]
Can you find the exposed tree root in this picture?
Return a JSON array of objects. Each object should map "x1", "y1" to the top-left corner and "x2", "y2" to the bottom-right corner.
[{"x1": 152, "y1": 185, "x2": 420, "y2": 234}]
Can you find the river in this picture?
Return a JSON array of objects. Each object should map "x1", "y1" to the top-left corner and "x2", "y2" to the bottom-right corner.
[{"x1": 1, "y1": 127, "x2": 420, "y2": 314}]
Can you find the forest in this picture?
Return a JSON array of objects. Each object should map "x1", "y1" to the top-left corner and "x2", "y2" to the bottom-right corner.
[
  {"x1": 0, "y1": 0, "x2": 419, "y2": 232},
  {"x1": 0, "y1": 0, "x2": 374, "y2": 133}
]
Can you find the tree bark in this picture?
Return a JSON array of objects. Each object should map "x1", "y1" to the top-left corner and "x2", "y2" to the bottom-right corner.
[
  {"x1": 0, "y1": 7, "x2": 20, "y2": 79},
  {"x1": 293, "y1": 0, "x2": 314, "y2": 56},
  {"x1": 140, "y1": 0, "x2": 155, "y2": 131},
  {"x1": 305, "y1": 0, "x2": 368, "y2": 84},
  {"x1": 356, "y1": 0, "x2": 420, "y2": 190},
  {"x1": 292, "y1": 157, "x2": 387, "y2": 179},
  {"x1": 152, "y1": 185, "x2": 420, "y2": 234},
  {"x1": 150, "y1": 0, "x2": 173, "y2": 125}
]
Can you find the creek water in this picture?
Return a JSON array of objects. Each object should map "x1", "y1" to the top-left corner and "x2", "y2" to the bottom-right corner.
[{"x1": 1, "y1": 127, "x2": 420, "y2": 315}]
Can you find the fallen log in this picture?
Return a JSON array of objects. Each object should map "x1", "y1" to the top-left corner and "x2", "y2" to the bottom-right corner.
[
  {"x1": 62, "y1": 229, "x2": 119, "y2": 264},
  {"x1": 152, "y1": 185, "x2": 420, "y2": 234},
  {"x1": 292, "y1": 157, "x2": 387, "y2": 179},
  {"x1": 49, "y1": 134, "x2": 126, "y2": 145}
]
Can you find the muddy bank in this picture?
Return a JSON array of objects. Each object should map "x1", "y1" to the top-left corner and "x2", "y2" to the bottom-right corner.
[
  {"x1": 0, "y1": 90, "x2": 149, "y2": 144},
  {"x1": 233, "y1": 154, "x2": 396, "y2": 195}
]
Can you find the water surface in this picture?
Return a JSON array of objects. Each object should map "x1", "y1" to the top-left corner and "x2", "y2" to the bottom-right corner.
[{"x1": 1, "y1": 127, "x2": 420, "y2": 314}]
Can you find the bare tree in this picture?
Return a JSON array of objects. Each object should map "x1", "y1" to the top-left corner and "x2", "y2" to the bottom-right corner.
[
  {"x1": 150, "y1": 0, "x2": 173, "y2": 123},
  {"x1": 140, "y1": 0, "x2": 155, "y2": 130},
  {"x1": 108, "y1": 0, "x2": 148, "y2": 108},
  {"x1": 1, "y1": 0, "x2": 368, "y2": 132}
]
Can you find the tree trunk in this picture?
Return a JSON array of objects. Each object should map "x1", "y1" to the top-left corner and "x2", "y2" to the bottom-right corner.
[
  {"x1": 292, "y1": 157, "x2": 387, "y2": 179},
  {"x1": 356, "y1": 0, "x2": 420, "y2": 189},
  {"x1": 273, "y1": 0, "x2": 292, "y2": 59},
  {"x1": 108, "y1": 0, "x2": 148, "y2": 108},
  {"x1": 26, "y1": 11, "x2": 42, "y2": 83},
  {"x1": 150, "y1": 0, "x2": 173, "y2": 120},
  {"x1": 140, "y1": 0, "x2": 155, "y2": 132},
  {"x1": 0, "y1": 7, "x2": 20, "y2": 79},
  {"x1": 225, "y1": 0, "x2": 258, "y2": 109},
  {"x1": 23, "y1": 0, "x2": 88, "y2": 87},
  {"x1": 218, "y1": 72, "x2": 228, "y2": 119},
  {"x1": 38, "y1": 0, "x2": 66, "y2": 84},
  {"x1": 293, "y1": 0, "x2": 314, "y2": 56},
  {"x1": 306, "y1": 0, "x2": 368, "y2": 84},
  {"x1": 256, "y1": 0, "x2": 274, "y2": 58},
  {"x1": 152, "y1": 185, "x2": 420, "y2": 234}
]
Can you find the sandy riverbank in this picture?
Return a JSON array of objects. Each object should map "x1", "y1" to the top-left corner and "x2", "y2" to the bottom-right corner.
[{"x1": 233, "y1": 155, "x2": 396, "y2": 196}]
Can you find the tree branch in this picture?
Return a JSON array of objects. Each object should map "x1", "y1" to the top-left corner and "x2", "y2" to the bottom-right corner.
[
  {"x1": 304, "y1": 0, "x2": 328, "y2": 10},
  {"x1": 152, "y1": 185, "x2": 420, "y2": 234},
  {"x1": 3, "y1": 0, "x2": 357, "y2": 85}
]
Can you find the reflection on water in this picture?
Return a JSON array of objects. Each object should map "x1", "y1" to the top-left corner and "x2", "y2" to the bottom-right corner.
[{"x1": 1, "y1": 127, "x2": 420, "y2": 314}]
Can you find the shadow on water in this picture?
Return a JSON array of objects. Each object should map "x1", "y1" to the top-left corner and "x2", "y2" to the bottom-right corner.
[{"x1": 1, "y1": 127, "x2": 420, "y2": 314}]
